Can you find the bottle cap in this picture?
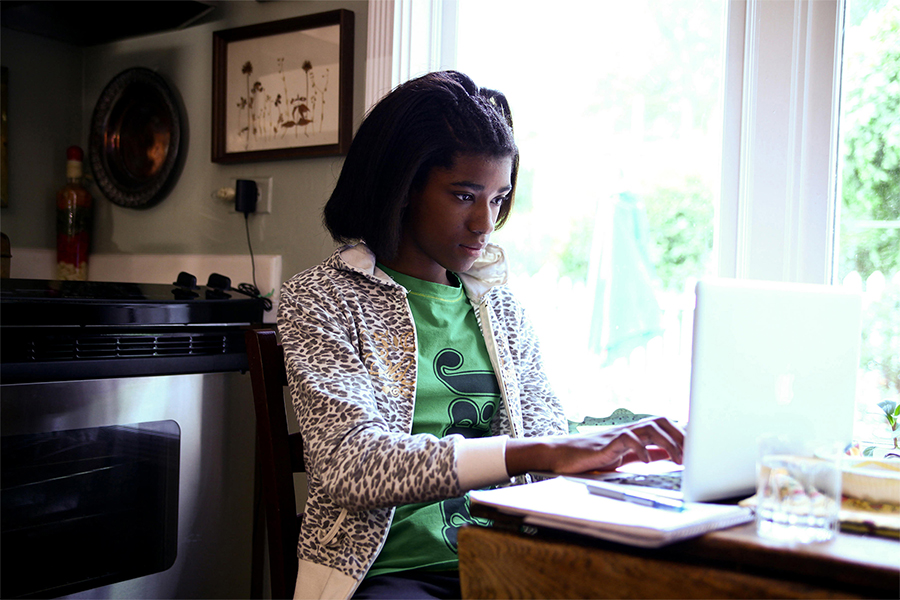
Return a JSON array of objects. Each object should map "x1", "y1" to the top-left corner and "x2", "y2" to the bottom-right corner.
[{"x1": 66, "y1": 146, "x2": 84, "y2": 162}]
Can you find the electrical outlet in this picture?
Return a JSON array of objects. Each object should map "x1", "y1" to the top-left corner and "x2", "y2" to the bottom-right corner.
[{"x1": 230, "y1": 177, "x2": 273, "y2": 214}]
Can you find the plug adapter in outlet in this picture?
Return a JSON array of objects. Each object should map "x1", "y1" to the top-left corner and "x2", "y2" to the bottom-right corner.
[{"x1": 230, "y1": 177, "x2": 273, "y2": 214}]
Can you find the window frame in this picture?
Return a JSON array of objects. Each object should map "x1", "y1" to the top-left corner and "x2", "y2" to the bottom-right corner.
[{"x1": 721, "y1": 0, "x2": 844, "y2": 284}]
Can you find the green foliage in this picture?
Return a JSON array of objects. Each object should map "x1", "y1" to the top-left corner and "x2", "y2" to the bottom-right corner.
[
  {"x1": 555, "y1": 216, "x2": 595, "y2": 283},
  {"x1": 877, "y1": 399, "x2": 900, "y2": 448},
  {"x1": 498, "y1": 218, "x2": 593, "y2": 283},
  {"x1": 502, "y1": 176, "x2": 716, "y2": 291},
  {"x1": 643, "y1": 177, "x2": 715, "y2": 292},
  {"x1": 495, "y1": 168, "x2": 547, "y2": 278},
  {"x1": 841, "y1": 0, "x2": 900, "y2": 413},
  {"x1": 840, "y1": 0, "x2": 900, "y2": 281},
  {"x1": 879, "y1": 400, "x2": 899, "y2": 429},
  {"x1": 512, "y1": 167, "x2": 535, "y2": 213},
  {"x1": 839, "y1": 225, "x2": 900, "y2": 277},
  {"x1": 863, "y1": 277, "x2": 900, "y2": 393},
  {"x1": 498, "y1": 166, "x2": 594, "y2": 282}
]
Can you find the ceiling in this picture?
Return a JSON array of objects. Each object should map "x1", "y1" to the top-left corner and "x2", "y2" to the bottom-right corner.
[{"x1": 0, "y1": 1, "x2": 217, "y2": 46}]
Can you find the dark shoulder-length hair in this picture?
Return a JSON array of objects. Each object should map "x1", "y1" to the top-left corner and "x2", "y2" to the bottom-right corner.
[{"x1": 322, "y1": 70, "x2": 519, "y2": 261}]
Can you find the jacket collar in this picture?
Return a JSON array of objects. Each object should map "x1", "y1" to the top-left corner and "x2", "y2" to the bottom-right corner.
[{"x1": 330, "y1": 242, "x2": 508, "y2": 303}]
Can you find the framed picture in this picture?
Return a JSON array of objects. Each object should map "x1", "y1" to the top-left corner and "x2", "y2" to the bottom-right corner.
[{"x1": 212, "y1": 9, "x2": 354, "y2": 163}]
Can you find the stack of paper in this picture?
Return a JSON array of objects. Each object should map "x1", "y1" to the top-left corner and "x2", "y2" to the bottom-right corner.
[{"x1": 470, "y1": 477, "x2": 753, "y2": 548}]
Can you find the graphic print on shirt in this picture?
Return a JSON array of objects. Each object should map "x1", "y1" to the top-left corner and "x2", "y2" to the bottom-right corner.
[
  {"x1": 433, "y1": 348, "x2": 499, "y2": 437},
  {"x1": 439, "y1": 495, "x2": 490, "y2": 552},
  {"x1": 433, "y1": 347, "x2": 498, "y2": 551}
]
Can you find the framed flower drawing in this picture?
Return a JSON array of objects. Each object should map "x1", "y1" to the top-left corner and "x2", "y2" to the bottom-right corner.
[{"x1": 211, "y1": 9, "x2": 354, "y2": 163}]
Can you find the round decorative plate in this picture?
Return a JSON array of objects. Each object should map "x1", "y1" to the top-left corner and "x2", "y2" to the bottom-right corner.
[{"x1": 89, "y1": 68, "x2": 184, "y2": 209}]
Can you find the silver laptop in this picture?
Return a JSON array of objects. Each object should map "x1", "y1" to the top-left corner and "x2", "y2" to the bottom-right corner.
[{"x1": 570, "y1": 277, "x2": 863, "y2": 503}]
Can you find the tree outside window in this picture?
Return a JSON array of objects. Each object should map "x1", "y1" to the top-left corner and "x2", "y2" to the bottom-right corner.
[{"x1": 839, "y1": 0, "x2": 900, "y2": 450}]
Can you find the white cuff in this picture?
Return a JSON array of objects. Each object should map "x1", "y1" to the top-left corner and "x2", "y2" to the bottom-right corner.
[{"x1": 457, "y1": 435, "x2": 512, "y2": 491}]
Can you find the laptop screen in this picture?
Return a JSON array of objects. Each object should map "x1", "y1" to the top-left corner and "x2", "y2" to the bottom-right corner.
[{"x1": 680, "y1": 278, "x2": 862, "y2": 501}]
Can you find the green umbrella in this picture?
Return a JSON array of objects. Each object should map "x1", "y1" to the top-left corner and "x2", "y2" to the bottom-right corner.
[{"x1": 588, "y1": 192, "x2": 663, "y2": 365}]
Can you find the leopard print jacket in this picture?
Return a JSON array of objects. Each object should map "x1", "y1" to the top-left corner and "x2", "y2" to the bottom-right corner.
[{"x1": 277, "y1": 242, "x2": 567, "y2": 598}]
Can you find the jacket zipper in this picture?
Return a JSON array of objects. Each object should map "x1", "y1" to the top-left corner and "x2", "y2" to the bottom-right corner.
[{"x1": 475, "y1": 297, "x2": 521, "y2": 439}]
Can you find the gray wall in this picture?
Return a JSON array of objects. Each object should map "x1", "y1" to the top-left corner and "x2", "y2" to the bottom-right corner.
[{"x1": 1, "y1": 0, "x2": 369, "y2": 282}]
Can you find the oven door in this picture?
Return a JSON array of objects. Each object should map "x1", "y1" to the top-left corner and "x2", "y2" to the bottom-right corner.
[{"x1": 0, "y1": 372, "x2": 256, "y2": 599}]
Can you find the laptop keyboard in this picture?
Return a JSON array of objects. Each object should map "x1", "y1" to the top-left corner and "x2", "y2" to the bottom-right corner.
[{"x1": 601, "y1": 472, "x2": 683, "y2": 491}]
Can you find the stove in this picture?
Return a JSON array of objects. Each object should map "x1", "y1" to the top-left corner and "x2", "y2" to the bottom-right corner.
[
  {"x1": 1, "y1": 275, "x2": 265, "y2": 599},
  {"x1": 1, "y1": 275, "x2": 265, "y2": 384}
]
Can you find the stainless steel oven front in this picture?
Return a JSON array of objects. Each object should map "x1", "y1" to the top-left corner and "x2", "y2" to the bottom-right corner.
[
  {"x1": 1, "y1": 278, "x2": 264, "y2": 599},
  {"x1": 1, "y1": 373, "x2": 256, "y2": 599}
]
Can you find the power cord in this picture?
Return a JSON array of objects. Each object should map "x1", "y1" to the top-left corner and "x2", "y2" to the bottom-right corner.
[{"x1": 240, "y1": 213, "x2": 273, "y2": 312}]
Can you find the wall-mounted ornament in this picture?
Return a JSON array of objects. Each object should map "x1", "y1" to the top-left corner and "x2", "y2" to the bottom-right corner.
[
  {"x1": 89, "y1": 67, "x2": 186, "y2": 209},
  {"x1": 211, "y1": 9, "x2": 354, "y2": 164}
]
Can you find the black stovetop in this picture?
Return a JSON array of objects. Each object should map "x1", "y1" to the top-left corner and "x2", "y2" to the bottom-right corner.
[
  {"x1": 0, "y1": 277, "x2": 268, "y2": 383},
  {"x1": 1, "y1": 277, "x2": 265, "y2": 326}
]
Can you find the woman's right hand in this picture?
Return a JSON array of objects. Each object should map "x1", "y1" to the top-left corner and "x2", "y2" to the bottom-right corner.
[{"x1": 504, "y1": 416, "x2": 684, "y2": 477}]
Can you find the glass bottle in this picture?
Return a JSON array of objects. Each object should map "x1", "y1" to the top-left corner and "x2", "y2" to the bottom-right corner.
[{"x1": 56, "y1": 146, "x2": 92, "y2": 280}]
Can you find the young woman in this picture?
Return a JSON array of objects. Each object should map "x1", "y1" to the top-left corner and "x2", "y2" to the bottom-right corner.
[{"x1": 277, "y1": 71, "x2": 684, "y2": 600}]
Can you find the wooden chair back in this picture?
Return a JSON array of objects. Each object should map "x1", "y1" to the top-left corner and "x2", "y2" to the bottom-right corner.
[{"x1": 245, "y1": 328, "x2": 305, "y2": 600}]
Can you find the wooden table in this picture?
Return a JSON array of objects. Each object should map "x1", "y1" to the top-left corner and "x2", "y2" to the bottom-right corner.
[{"x1": 458, "y1": 523, "x2": 900, "y2": 599}]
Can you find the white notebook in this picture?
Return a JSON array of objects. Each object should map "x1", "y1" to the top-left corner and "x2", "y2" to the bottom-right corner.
[{"x1": 469, "y1": 477, "x2": 752, "y2": 548}]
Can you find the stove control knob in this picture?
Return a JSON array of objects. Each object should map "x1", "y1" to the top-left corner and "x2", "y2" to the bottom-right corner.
[
  {"x1": 174, "y1": 272, "x2": 198, "y2": 289},
  {"x1": 207, "y1": 273, "x2": 232, "y2": 291}
]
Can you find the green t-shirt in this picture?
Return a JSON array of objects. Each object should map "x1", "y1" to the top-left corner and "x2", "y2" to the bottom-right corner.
[{"x1": 367, "y1": 265, "x2": 498, "y2": 578}]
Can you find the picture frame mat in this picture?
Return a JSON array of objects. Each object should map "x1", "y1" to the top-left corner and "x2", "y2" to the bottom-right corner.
[{"x1": 225, "y1": 24, "x2": 341, "y2": 153}]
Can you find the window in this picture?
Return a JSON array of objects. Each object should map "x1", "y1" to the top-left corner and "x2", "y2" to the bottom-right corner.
[
  {"x1": 453, "y1": 0, "x2": 727, "y2": 423},
  {"x1": 365, "y1": 0, "x2": 899, "y2": 450},
  {"x1": 836, "y1": 0, "x2": 900, "y2": 450}
]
